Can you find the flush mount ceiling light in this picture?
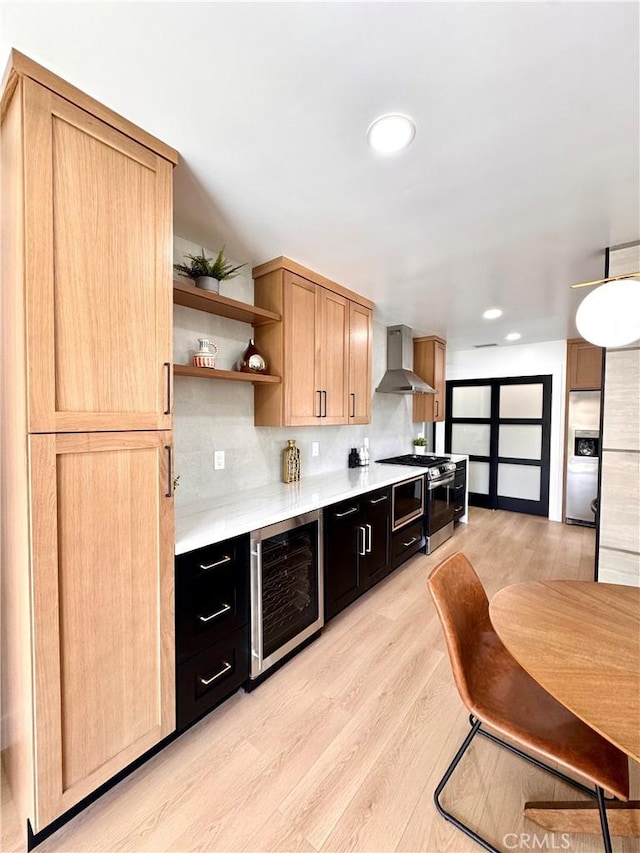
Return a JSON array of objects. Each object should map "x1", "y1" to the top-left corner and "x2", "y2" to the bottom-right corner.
[
  {"x1": 367, "y1": 114, "x2": 416, "y2": 154},
  {"x1": 575, "y1": 278, "x2": 640, "y2": 347},
  {"x1": 505, "y1": 332, "x2": 521, "y2": 341},
  {"x1": 483, "y1": 308, "x2": 503, "y2": 320}
]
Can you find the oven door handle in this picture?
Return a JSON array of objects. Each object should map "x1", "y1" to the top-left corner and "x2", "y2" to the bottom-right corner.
[{"x1": 428, "y1": 473, "x2": 455, "y2": 490}]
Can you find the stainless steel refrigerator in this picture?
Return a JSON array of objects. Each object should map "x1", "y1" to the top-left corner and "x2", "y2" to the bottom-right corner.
[{"x1": 565, "y1": 390, "x2": 601, "y2": 526}]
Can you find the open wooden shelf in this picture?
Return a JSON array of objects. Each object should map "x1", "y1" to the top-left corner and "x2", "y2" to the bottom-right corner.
[
  {"x1": 173, "y1": 364, "x2": 281, "y2": 384},
  {"x1": 173, "y1": 280, "x2": 280, "y2": 326}
]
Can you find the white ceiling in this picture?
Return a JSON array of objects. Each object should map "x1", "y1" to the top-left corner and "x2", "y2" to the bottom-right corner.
[{"x1": 2, "y1": 2, "x2": 638, "y2": 350}]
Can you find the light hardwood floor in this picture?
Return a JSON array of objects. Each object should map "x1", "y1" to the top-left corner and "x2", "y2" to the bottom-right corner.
[{"x1": 2, "y1": 508, "x2": 638, "y2": 853}]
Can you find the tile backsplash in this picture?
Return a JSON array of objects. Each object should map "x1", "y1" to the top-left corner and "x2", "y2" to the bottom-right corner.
[{"x1": 173, "y1": 236, "x2": 428, "y2": 507}]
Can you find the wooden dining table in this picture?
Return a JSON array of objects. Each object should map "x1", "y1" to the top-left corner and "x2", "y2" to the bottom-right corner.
[{"x1": 490, "y1": 580, "x2": 640, "y2": 837}]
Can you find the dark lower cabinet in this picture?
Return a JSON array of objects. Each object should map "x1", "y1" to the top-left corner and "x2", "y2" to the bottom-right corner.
[
  {"x1": 392, "y1": 517, "x2": 425, "y2": 569},
  {"x1": 324, "y1": 487, "x2": 391, "y2": 621},
  {"x1": 452, "y1": 460, "x2": 467, "y2": 522},
  {"x1": 175, "y1": 534, "x2": 250, "y2": 730}
]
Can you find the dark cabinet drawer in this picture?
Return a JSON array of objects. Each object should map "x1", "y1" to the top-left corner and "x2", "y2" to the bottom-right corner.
[
  {"x1": 175, "y1": 536, "x2": 246, "y2": 583},
  {"x1": 176, "y1": 627, "x2": 248, "y2": 731},
  {"x1": 392, "y1": 517, "x2": 425, "y2": 569},
  {"x1": 324, "y1": 497, "x2": 362, "y2": 526},
  {"x1": 176, "y1": 536, "x2": 249, "y2": 661}
]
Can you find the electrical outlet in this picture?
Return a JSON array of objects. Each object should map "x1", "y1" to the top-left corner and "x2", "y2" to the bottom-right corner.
[
  {"x1": 214, "y1": 450, "x2": 225, "y2": 470},
  {"x1": 417, "y1": 431, "x2": 424, "y2": 439},
  {"x1": 363, "y1": 436, "x2": 369, "y2": 448},
  {"x1": 312, "y1": 441, "x2": 319, "y2": 457}
]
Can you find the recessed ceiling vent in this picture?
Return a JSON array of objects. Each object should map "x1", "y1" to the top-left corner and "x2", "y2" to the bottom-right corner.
[{"x1": 474, "y1": 343, "x2": 499, "y2": 348}]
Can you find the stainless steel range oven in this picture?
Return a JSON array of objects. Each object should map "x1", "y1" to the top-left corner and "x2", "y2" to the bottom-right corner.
[
  {"x1": 377, "y1": 455, "x2": 457, "y2": 553},
  {"x1": 424, "y1": 463, "x2": 456, "y2": 553},
  {"x1": 249, "y1": 510, "x2": 323, "y2": 682}
]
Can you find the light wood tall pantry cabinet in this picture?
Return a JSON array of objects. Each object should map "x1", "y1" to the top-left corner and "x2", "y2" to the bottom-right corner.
[
  {"x1": 252, "y1": 258, "x2": 373, "y2": 426},
  {"x1": 1, "y1": 51, "x2": 178, "y2": 836}
]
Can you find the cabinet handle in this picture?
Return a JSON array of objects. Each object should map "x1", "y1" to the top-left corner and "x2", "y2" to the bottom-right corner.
[
  {"x1": 435, "y1": 399, "x2": 439, "y2": 418},
  {"x1": 358, "y1": 526, "x2": 366, "y2": 556},
  {"x1": 366, "y1": 523, "x2": 372, "y2": 554},
  {"x1": 199, "y1": 555, "x2": 232, "y2": 570},
  {"x1": 335, "y1": 506, "x2": 358, "y2": 518},
  {"x1": 350, "y1": 393, "x2": 356, "y2": 418},
  {"x1": 322, "y1": 390, "x2": 327, "y2": 418},
  {"x1": 165, "y1": 445, "x2": 173, "y2": 497},
  {"x1": 164, "y1": 362, "x2": 172, "y2": 415},
  {"x1": 199, "y1": 661, "x2": 232, "y2": 686},
  {"x1": 316, "y1": 390, "x2": 322, "y2": 418},
  {"x1": 369, "y1": 495, "x2": 387, "y2": 505},
  {"x1": 198, "y1": 603, "x2": 232, "y2": 623},
  {"x1": 403, "y1": 536, "x2": 418, "y2": 548}
]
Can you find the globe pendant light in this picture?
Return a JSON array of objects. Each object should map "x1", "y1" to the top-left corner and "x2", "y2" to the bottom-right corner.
[{"x1": 575, "y1": 278, "x2": 640, "y2": 347}]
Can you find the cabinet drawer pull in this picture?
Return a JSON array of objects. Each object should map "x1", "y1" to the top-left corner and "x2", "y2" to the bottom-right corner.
[
  {"x1": 198, "y1": 603, "x2": 232, "y2": 623},
  {"x1": 369, "y1": 495, "x2": 387, "y2": 505},
  {"x1": 199, "y1": 661, "x2": 232, "y2": 686},
  {"x1": 403, "y1": 536, "x2": 418, "y2": 548},
  {"x1": 335, "y1": 506, "x2": 358, "y2": 518},
  {"x1": 199, "y1": 555, "x2": 232, "y2": 571}
]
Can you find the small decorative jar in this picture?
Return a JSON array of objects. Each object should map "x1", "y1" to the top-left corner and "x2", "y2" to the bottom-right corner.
[
  {"x1": 282, "y1": 439, "x2": 301, "y2": 483},
  {"x1": 240, "y1": 338, "x2": 267, "y2": 373},
  {"x1": 192, "y1": 338, "x2": 218, "y2": 369}
]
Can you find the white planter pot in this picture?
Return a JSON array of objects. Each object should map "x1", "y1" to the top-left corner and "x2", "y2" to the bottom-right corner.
[
  {"x1": 195, "y1": 276, "x2": 220, "y2": 293},
  {"x1": 413, "y1": 445, "x2": 427, "y2": 455}
]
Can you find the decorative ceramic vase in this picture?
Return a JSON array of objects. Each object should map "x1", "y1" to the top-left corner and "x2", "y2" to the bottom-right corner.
[
  {"x1": 192, "y1": 338, "x2": 218, "y2": 369},
  {"x1": 195, "y1": 276, "x2": 220, "y2": 293},
  {"x1": 282, "y1": 439, "x2": 301, "y2": 483},
  {"x1": 240, "y1": 338, "x2": 267, "y2": 373}
]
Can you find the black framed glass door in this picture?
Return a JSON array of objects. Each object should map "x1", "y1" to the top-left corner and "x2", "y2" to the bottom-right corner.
[{"x1": 444, "y1": 375, "x2": 552, "y2": 517}]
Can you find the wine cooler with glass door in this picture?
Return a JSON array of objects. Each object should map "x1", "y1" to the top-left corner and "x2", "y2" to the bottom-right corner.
[{"x1": 249, "y1": 510, "x2": 323, "y2": 682}]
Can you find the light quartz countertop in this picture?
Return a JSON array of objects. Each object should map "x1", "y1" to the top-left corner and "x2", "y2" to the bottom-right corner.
[{"x1": 175, "y1": 455, "x2": 468, "y2": 555}]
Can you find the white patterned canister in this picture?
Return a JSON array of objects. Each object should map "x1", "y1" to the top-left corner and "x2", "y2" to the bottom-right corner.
[{"x1": 192, "y1": 338, "x2": 218, "y2": 369}]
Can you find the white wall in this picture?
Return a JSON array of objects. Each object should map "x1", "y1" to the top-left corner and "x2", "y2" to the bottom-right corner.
[
  {"x1": 435, "y1": 340, "x2": 567, "y2": 522},
  {"x1": 173, "y1": 237, "x2": 426, "y2": 507}
]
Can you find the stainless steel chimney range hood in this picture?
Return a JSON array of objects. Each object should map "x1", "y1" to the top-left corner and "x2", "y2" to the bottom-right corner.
[{"x1": 376, "y1": 325, "x2": 436, "y2": 395}]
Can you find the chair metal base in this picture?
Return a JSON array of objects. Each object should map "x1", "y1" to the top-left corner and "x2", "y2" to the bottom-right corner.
[{"x1": 433, "y1": 716, "x2": 613, "y2": 853}]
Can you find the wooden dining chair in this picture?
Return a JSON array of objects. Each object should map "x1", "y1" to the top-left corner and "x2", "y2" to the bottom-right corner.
[{"x1": 427, "y1": 551, "x2": 629, "y2": 853}]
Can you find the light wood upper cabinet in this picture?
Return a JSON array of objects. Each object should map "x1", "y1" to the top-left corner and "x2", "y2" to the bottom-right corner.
[
  {"x1": 253, "y1": 259, "x2": 374, "y2": 427},
  {"x1": 29, "y1": 431, "x2": 175, "y2": 828},
  {"x1": 413, "y1": 336, "x2": 446, "y2": 422},
  {"x1": 349, "y1": 302, "x2": 372, "y2": 424},
  {"x1": 567, "y1": 338, "x2": 603, "y2": 390},
  {"x1": 23, "y1": 78, "x2": 173, "y2": 432},
  {"x1": 285, "y1": 273, "x2": 320, "y2": 425},
  {"x1": 317, "y1": 287, "x2": 350, "y2": 424}
]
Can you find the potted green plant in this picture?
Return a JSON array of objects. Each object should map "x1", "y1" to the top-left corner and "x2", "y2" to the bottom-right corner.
[
  {"x1": 413, "y1": 436, "x2": 428, "y2": 455},
  {"x1": 173, "y1": 247, "x2": 246, "y2": 294}
]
